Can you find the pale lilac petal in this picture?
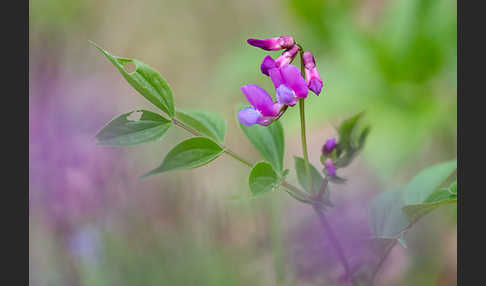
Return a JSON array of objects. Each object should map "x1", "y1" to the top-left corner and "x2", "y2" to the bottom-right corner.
[
  {"x1": 261, "y1": 56, "x2": 277, "y2": 76},
  {"x1": 268, "y1": 68, "x2": 283, "y2": 89},
  {"x1": 280, "y1": 65, "x2": 308, "y2": 98},
  {"x1": 238, "y1": 107, "x2": 262, "y2": 126},
  {"x1": 276, "y1": 84, "x2": 297, "y2": 106},
  {"x1": 240, "y1": 84, "x2": 278, "y2": 116}
]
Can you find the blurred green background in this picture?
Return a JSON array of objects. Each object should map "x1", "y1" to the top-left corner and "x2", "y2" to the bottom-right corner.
[{"x1": 29, "y1": 0, "x2": 456, "y2": 285}]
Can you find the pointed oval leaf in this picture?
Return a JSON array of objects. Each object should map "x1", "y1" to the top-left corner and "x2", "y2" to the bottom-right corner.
[
  {"x1": 176, "y1": 109, "x2": 226, "y2": 143},
  {"x1": 95, "y1": 110, "x2": 171, "y2": 146},
  {"x1": 294, "y1": 156, "x2": 323, "y2": 193},
  {"x1": 91, "y1": 42, "x2": 175, "y2": 117},
  {"x1": 249, "y1": 162, "x2": 278, "y2": 196},
  {"x1": 143, "y1": 137, "x2": 223, "y2": 177},
  {"x1": 239, "y1": 113, "x2": 284, "y2": 173},
  {"x1": 369, "y1": 188, "x2": 409, "y2": 239},
  {"x1": 403, "y1": 160, "x2": 457, "y2": 205}
]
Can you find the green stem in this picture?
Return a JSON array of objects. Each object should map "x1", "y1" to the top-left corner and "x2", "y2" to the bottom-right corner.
[
  {"x1": 172, "y1": 117, "x2": 309, "y2": 201},
  {"x1": 298, "y1": 48, "x2": 314, "y2": 195}
]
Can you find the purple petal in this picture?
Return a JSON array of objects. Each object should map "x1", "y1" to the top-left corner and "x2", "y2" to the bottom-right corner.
[
  {"x1": 309, "y1": 79, "x2": 323, "y2": 95},
  {"x1": 268, "y1": 68, "x2": 283, "y2": 90},
  {"x1": 324, "y1": 158, "x2": 336, "y2": 176},
  {"x1": 261, "y1": 56, "x2": 277, "y2": 76},
  {"x1": 322, "y1": 138, "x2": 337, "y2": 155},
  {"x1": 280, "y1": 65, "x2": 308, "y2": 98},
  {"x1": 238, "y1": 107, "x2": 262, "y2": 126},
  {"x1": 276, "y1": 84, "x2": 297, "y2": 106},
  {"x1": 240, "y1": 84, "x2": 278, "y2": 116}
]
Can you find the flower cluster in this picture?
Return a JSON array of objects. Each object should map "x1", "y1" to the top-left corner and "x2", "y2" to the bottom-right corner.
[{"x1": 238, "y1": 36, "x2": 323, "y2": 127}]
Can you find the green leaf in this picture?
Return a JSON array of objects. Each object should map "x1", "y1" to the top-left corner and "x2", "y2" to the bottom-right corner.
[
  {"x1": 370, "y1": 160, "x2": 457, "y2": 240},
  {"x1": 239, "y1": 116, "x2": 284, "y2": 173},
  {"x1": 448, "y1": 180, "x2": 457, "y2": 195},
  {"x1": 369, "y1": 188, "x2": 409, "y2": 239},
  {"x1": 403, "y1": 160, "x2": 457, "y2": 205},
  {"x1": 294, "y1": 156, "x2": 323, "y2": 193},
  {"x1": 175, "y1": 109, "x2": 226, "y2": 143},
  {"x1": 337, "y1": 111, "x2": 364, "y2": 155},
  {"x1": 91, "y1": 42, "x2": 175, "y2": 117},
  {"x1": 248, "y1": 162, "x2": 279, "y2": 196},
  {"x1": 95, "y1": 110, "x2": 171, "y2": 146},
  {"x1": 402, "y1": 180, "x2": 458, "y2": 222},
  {"x1": 143, "y1": 137, "x2": 223, "y2": 177}
]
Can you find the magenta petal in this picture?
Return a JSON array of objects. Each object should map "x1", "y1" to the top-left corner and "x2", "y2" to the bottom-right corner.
[
  {"x1": 247, "y1": 38, "x2": 279, "y2": 51},
  {"x1": 261, "y1": 56, "x2": 277, "y2": 76},
  {"x1": 240, "y1": 84, "x2": 278, "y2": 116},
  {"x1": 268, "y1": 68, "x2": 284, "y2": 90},
  {"x1": 280, "y1": 65, "x2": 308, "y2": 98},
  {"x1": 238, "y1": 107, "x2": 262, "y2": 126}
]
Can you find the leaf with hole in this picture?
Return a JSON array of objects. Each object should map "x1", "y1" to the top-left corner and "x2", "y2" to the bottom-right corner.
[
  {"x1": 91, "y1": 42, "x2": 175, "y2": 117},
  {"x1": 143, "y1": 137, "x2": 223, "y2": 177},
  {"x1": 95, "y1": 110, "x2": 171, "y2": 146},
  {"x1": 239, "y1": 110, "x2": 284, "y2": 173},
  {"x1": 176, "y1": 109, "x2": 226, "y2": 143},
  {"x1": 248, "y1": 162, "x2": 279, "y2": 196}
]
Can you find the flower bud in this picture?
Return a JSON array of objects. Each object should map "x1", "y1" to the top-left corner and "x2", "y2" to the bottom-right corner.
[
  {"x1": 321, "y1": 138, "x2": 337, "y2": 155},
  {"x1": 302, "y1": 52, "x2": 323, "y2": 95},
  {"x1": 247, "y1": 36, "x2": 295, "y2": 51},
  {"x1": 275, "y1": 45, "x2": 299, "y2": 68},
  {"x1": 324, "y1": 158, "x2": 336, "y2": 177}
]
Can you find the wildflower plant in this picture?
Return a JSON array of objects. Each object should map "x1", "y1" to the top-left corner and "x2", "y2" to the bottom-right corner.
[{"x1": 91, "y1": 36, "x2": 457, "y2": 285}]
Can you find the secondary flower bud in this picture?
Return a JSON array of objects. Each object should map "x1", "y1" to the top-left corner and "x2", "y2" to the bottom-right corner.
[
  {"x1": 302, "y1": 52, "x2": 323, "y2": 95},
  {"x1": 322, "y1": 138, "x2": 337, "y2": 155},
  {"x1": 247, "y1": 36, "x2": 295, "y2": 51},
  {"x1": 324, "y1": 158, "x2": 337, "y2": 177}
]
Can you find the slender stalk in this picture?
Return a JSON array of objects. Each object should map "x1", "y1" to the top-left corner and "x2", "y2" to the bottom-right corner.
[
  {"x1": 298, "y1": 99, "x2": 314, "y2": 195},
  {"x1": 172, "y1": 117, "x2": 309, "y2": 201},
  {"x1": 297, "y1": 48, "x2": 314, "y2": 195},
  {"x1": 313, "y1": 204, "x2": 354, "y2": 286},
  {"x1": 370, "y1": 240, "x2": 397, "y2": 284}
]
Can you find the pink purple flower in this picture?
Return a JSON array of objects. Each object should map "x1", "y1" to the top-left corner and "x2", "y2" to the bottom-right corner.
[
  {"x1": 260, "y1": 56, "x2": 309, "y2": 106},
  {"x1": 238, "y1": 84, "x2": 283, "y2": 126},
  {"x1": 302, "y1": 52, "x2": 323, "y2": 95},
  {"x1": 247, "y1": 36, "x2": 295, "y2": 51}
]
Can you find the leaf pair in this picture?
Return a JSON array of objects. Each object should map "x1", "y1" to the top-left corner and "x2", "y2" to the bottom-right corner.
[
  {"x1": 370, "y1": 160, "x2": 457, "y2": 241},
  {"x1": 93, "y1": 43, "x2": 230, "y2": 177}
]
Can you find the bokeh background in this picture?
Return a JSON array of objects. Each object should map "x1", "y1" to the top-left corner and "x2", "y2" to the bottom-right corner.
[{"x1": 29, "y1": 0, "x2": 457, "y2": 285}]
